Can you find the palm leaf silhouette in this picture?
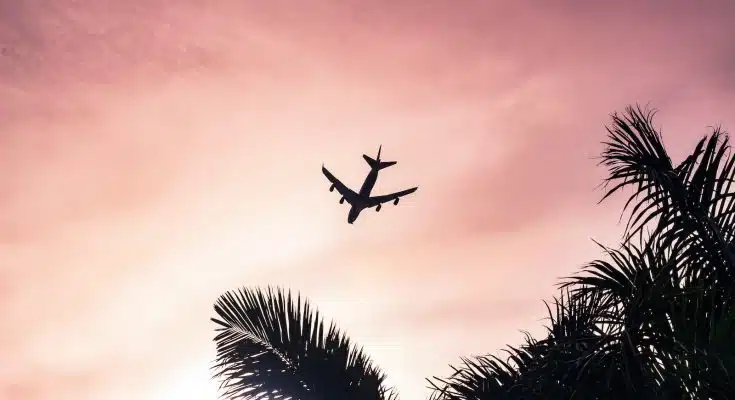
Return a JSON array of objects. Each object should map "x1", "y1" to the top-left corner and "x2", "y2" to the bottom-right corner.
[
  {"x1": 428, "y1": 104, "x2": 735, "y2": 398},
  {"x1": 211, "y1": 286, "x2": 398, "y2": 400},
  {"x1": 428, "y1": 291, "x2": 616, "y2": 399},
  {"x1": 427, "y1": 340, "x2": 536, "y2": 399},
  {"x1": 600, "y1": 105, "x2": 735, "y2": 289}
]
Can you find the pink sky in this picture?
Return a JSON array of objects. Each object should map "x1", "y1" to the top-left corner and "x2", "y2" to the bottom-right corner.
[{"x1": 2, "y1": 1, "x2": 735, "y2": 399}]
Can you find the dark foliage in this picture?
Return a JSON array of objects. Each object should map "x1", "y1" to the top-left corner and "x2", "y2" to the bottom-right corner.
[
  {"x1": 429, "y1": 105, "x2": 735, "y2": 399},
  {"x1": 211, "y1": 286, "x2": 397, "y2": 400}
]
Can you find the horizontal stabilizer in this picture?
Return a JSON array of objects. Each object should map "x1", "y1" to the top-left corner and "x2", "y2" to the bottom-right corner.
[
  {"x1": 363, "y1": 154, "x2": 397, "y2": 170},
  {"x1": 377, "y1": 160, "x2": 396, "y2": 169}
]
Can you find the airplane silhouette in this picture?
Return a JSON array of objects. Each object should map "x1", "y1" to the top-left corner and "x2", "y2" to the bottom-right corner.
[{"x1": 322, "y1": 145, "x2": 418, "y2": 224}]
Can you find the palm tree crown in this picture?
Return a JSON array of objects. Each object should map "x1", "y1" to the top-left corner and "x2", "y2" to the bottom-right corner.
[{"x1": 211, "y1": 286, "x2": 398, "y2": 400}]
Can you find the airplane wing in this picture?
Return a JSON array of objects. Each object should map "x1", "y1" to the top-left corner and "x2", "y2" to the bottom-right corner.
[
  {"x1": 365, "y1": 187, "x2": 418, "y2": 207},
  {"x1": 322, "y1": 165, "x2": 358, "y2": 202}
]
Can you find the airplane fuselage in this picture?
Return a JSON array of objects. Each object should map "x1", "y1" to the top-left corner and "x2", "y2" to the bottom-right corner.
[
  {"x1": 358, "y1": 168, "x2": 379, "y2": 197},
  {"x1": 347, "y1": 168, "x2": 379, "y2": 224}
]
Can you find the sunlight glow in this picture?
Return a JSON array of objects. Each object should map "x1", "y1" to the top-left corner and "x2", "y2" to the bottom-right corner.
[{"x1": 146, "y1": 360, "x2": 218, "y2": 400}]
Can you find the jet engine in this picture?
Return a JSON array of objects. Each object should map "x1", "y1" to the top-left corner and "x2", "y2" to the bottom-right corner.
[
  {"x1": 329, "y1": 184, "x2": 335, "y2": 192},
  {"x1": 339, "y1": 197, "x2": 345, "y2": 204},
  {"x1": 393, "y1": 198, "x2": 400, "y2": 205},
  {"x1": 376, "y1": 204, "x2": 382, "y2": 212}
]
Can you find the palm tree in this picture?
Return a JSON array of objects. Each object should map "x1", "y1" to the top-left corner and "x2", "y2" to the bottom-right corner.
[
  {"x1": 211, "y1": 286, "x2": 398, "y2": 400},
  {"x1": 429, "y1": 105, "x2": 735, "y2": 399}
]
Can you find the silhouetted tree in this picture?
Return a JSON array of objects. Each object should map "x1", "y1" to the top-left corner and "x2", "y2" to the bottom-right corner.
[
  {"x1": 429, "y1": 105, "x2": 735, "y2": 399},
  {"x1": 211, "y1": 286, "x2": 398, "y2": 400}
]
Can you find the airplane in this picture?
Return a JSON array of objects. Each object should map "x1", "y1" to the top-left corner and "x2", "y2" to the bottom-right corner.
[{"x1": 322, "y1": 145, "x2": 418, "y2": 224}]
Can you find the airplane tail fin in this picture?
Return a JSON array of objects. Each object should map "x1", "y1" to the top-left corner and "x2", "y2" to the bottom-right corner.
[{"x1": 363, "y1": 144, "x2": 396, "y2": 170}]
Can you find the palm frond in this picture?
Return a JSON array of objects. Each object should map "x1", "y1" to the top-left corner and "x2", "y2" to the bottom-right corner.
[
  {"x1": 599, "y1": 104, "x2": 735, "y2": 292},
  {"x1": 598, "y1": 105, "x2": 674, "y2": 242},
  {"x1": 428, "y1": 290, "x2": 632, "y2": 399},
  {"x1": 560, "y1": 236, "x2": 687, "y2": 392},
  {"x1": 427, "y1": 347, "x2": 536, "y2": 400},
  {"x1": 211, "y1": 286, "x2": 397, "y2": 400}
]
